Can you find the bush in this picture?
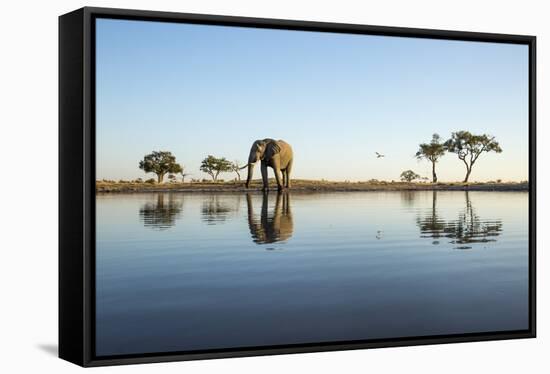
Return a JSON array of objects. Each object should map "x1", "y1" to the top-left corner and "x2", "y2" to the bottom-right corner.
[{"x1": 145, "y1": 178, "x2": 156, "y2": 184}]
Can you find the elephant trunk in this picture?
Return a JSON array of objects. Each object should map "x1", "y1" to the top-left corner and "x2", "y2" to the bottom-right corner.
[{"x1": 245, "y1": 163, "x2": 255, "y2": 188}]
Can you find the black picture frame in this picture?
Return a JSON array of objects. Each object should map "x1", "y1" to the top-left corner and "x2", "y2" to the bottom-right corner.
[{"x1": 59, "y1": 6, "x2": 536, "y2": 367}]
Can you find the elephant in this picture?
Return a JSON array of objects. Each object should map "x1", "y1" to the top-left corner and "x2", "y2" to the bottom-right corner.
[
  {"x1": 246, "y1": 192, "x2": 293, "y2": 244},
  {"x1": 243, "y1": 139, "x2": 293, "y2": 191}
]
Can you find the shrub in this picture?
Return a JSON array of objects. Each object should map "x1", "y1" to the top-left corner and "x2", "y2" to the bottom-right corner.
[{"x1": 145, "y1": 178, "x2": 156, "y2": 184}]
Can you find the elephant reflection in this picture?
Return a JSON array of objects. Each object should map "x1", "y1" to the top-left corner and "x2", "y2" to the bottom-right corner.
[
  {"x1": 139, "y1": 193, "x2": 183, "y2": 230},
  {"x1": 246, "y1": 192, "x2": 293, "y2": 244},
  {"x1": 417, "y1": 191, "x2": 502, "y2": 249}
]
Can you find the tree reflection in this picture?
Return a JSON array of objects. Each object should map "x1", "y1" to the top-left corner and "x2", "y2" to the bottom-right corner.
[
  {"x1": 247, "y1": 192, "x2": 293, "y2": 244},
  {"x1": 417, "y1": 191, "x2": 503, "y2": 249},
  {"x1": 416, "y1": 191, "x2": 446, "y2": 244},
  {"x1": 400, "y1": 190, "x2": 417, "y2": 207},
  {"x1": 201, "y1": 195, "x2": 239, "y2": 225},
  {"x1": 139, "y1": 193, "x2": 183, "y2": 230}
]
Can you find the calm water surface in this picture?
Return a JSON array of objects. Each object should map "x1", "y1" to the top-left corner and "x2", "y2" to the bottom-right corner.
[{"x1": 96, "y1": 191, "x2": 529, "y2": 356}]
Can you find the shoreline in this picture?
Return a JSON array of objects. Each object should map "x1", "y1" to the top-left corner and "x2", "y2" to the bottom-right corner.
[{"x1": 96, "y1": 181, "x2": 529, "y2": 193}]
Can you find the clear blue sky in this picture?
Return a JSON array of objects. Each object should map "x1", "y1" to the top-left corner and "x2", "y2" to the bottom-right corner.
[{"x1": 96, "y1": 18, "x2": 529, "y2": 182}]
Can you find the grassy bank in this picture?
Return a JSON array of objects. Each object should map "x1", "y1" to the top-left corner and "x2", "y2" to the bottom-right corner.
[{"x1": 96, "y1": 179, "x2": 529, "y2": 193}]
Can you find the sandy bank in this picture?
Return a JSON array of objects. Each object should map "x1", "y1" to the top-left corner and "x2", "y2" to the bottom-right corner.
[{"x1": 96, "y1": 180, "x2": 529, "y2": 193}]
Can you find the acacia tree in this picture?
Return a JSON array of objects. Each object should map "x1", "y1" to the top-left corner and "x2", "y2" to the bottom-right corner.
[
  {"x1": 416, "y1": 134, "x2": 446, "y2": 183},
  {"x1": 231, "y1": 160, "x2": 244, "y2": 181},
  {"x1": 200, "y1": 155, "x2": 233, "y2": 181},
  {"x1": 444, "y1": 131, "x2": 502, "y2": 183},
  {"x1": 176, "y1": 165, "x2": 191, "y2": 183},
  {"x1": 180, "y1": 171, "x2": 191, "y2": 183},
  {"x1": 138, "y1": 151, "x2": 183, "y2": 183},
  {"x1": 400, "y1": 170, "x2": 420, "y2": 183}
]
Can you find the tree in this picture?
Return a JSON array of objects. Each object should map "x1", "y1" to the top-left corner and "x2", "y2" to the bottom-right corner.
[
  {"x1": 167, "y1": 174, "x2": 176, "y2": 183},
  {"x1": 200, "y1": 155, "x2": 233, "y2": 181},
  {"x1": 416, "y1": 134, "x2": 446, "y2": 183},
  {"x1": 178, "y1": 165, "x2": 191, "y2": 183},
  {"x1": 444, "y1": 131, "x2": 502, "y2": 183},
  {"x1": 231, "y1": 160, "x2": 244, "y2": 181},
  {"x1": 139, "y1": 151, "x2": 183, "y2": 184},
  {"x1": 400, "y1": 170, "x2": 421, "y2": 183},
  {"x1": 180, "y1": 171, "x2": 191, "y2": 183}
]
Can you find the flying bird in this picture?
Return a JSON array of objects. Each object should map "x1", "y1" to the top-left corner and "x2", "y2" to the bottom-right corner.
[{"x1": 375, "y1": 152, "x2": 385, "y2": 158}]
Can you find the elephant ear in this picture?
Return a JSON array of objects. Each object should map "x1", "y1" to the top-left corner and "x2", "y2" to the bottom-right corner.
[{"x1": 264, "y1": 141, "x2": 281, "y2": 159}]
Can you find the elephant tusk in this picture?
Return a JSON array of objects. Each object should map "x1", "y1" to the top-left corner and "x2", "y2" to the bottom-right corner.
[{"x1": 239, "y1": 163, "x2": 253, "y2": 170}]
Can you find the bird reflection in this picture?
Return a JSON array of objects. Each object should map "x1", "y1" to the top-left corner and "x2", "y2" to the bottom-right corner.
[
  {"x1": 247, "y1": 192, "x2": 293, "y2": 244},
  {"x1": 417, "y1": 191, "x2": 503, "y2": 249},
  {"x1": 201, "y1": 195, "x2": 239, "y2": 225},
  {"x1": 139, "y1": 193, "x2": 183, "y2": 230}
]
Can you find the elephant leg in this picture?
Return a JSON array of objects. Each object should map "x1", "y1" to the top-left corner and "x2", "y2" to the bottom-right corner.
[
  {"x1": 268, "y1": 158, "x2": 283, "y2": 191},
  {"x1": 282, "y1": 170, "x2": 287, "y2": 187},
  {"x1": 285, "y1": 159, "x2": 293, "y2": 188},
  {"x1": 274, "y1": 168, "x2": 283, "y2": 191},
  {"x1": 271, "y1": 163, "x2": 283, "y2": 191},
  {"x1": 261, "y1": 161, "x2": 269, "y2": 191}
]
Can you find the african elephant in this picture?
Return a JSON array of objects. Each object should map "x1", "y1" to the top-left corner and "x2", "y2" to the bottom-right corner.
[
  {"x1": 246, "y1": 192, "x2": 293, "y2": 244},
  {"x1": 243, "y1": 139, "x2": 293, "y2": 191}
]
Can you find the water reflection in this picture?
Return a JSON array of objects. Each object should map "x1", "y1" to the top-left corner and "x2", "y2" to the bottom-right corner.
[
  {"x1": 99, "y1": 191, "x2": 528, "y2": 355},
  {"x1": 417, "y1": 191, "x2": 503, "y2": 249},
  {"x1": 201, "y1": 195, "x2": 240, "y2": 225},
  {"x1": 400, "y1": 191, "x2": 417, "y2": 207},
  {"x1": 416, "y1": 191, "x2": 446, "y2": 244},
  {"x1": 139, "y1": 194, "x2": 183, "y2": 230},
  {"x1": 247, "y1": 192, "x2": 294, "y2": 244}
]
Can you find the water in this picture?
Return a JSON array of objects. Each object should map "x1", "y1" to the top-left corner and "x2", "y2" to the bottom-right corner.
[{"x1": 96, "y1": 191, "x2": 529, "y2": 357}]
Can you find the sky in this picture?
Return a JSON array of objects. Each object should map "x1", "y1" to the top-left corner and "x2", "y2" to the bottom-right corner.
[{"x1": 96, "y1": 18, "x2": 529, "y2": 182}]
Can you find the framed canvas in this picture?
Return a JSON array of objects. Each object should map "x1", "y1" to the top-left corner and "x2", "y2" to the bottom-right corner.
[{"x1": 59, "y1": 7, "x2": 536, "y2": 367}]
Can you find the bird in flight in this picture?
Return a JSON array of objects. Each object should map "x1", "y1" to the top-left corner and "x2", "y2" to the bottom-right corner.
[{"x1": 375, "y1": 152, "x2": 385, "y2": 158}]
